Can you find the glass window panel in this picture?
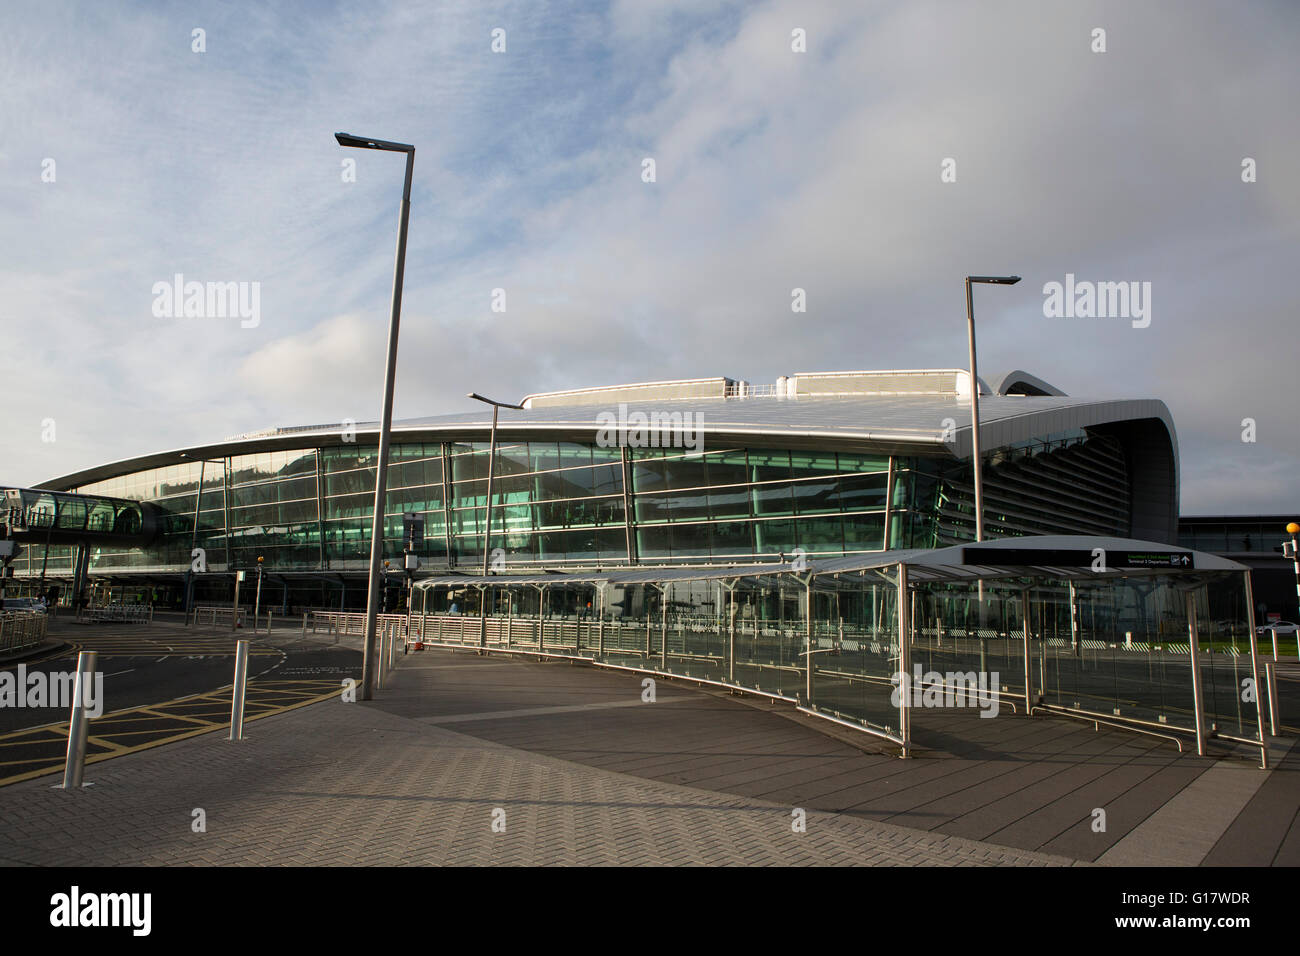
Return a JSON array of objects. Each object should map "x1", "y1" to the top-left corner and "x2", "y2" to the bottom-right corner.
[
  {"x1": 493, "y1": 443, "x2": 531, "y2": 475},
  {"x1": 558, "y1": 443, "x2": 593, "y2": 468},
  {"x1": 634, "y1": 493, "x2": 670, "y2": 524},
  {"x1": 836, "y1": 473, "x2": 889, "y2": 512},
  {"x1": 749, "y1": 450, "x2": 790, "y2": 484},
  {"x1": 636, "y1": 525, "x2": 672, "y2": 559},
  {"x1": 708, "y1": 485, "x2": 751, "y2": 520},
  {"x1": 661, "y1": 454, "x2": 709, "y2": 490},
  {"x1": 670, "y1": 522, "x2": 711, "y2": 557},
  {"x1": 752, "y1": 482, "x2": 794, "y2": 517},
  {"x1": 666, "y1": 489, "x2": 710, "y2": 522},
  {"x1": 630, "y1": 456, "x2": 667, "y2": 494},
  {"x1": 796, "y1": 516, "x2": 844, "y2": 553},
  {"x1": 453, "y1": 535, "x2": 483, "y2": 561},
  {"x1": 705, "y1": 450, "x2": 748, "y2": 486},
  {"x1": 596, "y1": 528, "x2": 628, "y2": 561},
  {"x1": 452, "y1": 478, "x2": 486, "y2": 508},
  {"x1": 590, "y1": 463, "x2": 622, "y2": 495},
  {"x1": 836, "y1": 452, "x2": 890, "y2": 474},
  {"x1": 711, "y1": 521, "x2": 753, "y2": 557},
  {"x1": 453, "y1": 508, "x2": 484, "y2": 535},
  {"x1": 752, "y1": 518, "x2": 795, "y2": 556},
  {"x1": 529, "y1": 442, "x2": 560, "y2": 473},
  {"x1": 843, "y1": 513, "x2": 886, "y2": 551},
  {"x1": 792, "y1": 478, "x2": 839, "y2": 515},
  {"x1": 596, "y1": 496, "x2": 625, "y2": 526}
]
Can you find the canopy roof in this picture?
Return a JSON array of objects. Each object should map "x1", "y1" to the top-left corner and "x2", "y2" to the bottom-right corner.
[{"x1": 413, "y1": 535, "x2": 1246, "y2": 591}]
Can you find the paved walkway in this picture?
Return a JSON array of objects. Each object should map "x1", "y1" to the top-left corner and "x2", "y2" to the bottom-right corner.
[
  {"x1": 1, "y1": 644, "x2": 1294, "y2": 866},
  {"x1": 0, "y1": 685, "x2": 1070, "y2": 866}
]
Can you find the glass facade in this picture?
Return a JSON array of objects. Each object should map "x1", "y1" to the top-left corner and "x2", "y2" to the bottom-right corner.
[
  {"x1": 1178, "y1": 517, "x2": 1293, "y2": 556},
  {"x1": 11, "y1": 429, "x2": 1135, "y2": 590}
]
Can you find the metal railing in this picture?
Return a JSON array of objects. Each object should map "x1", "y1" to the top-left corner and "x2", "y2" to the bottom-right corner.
[
  {"x1": 190, "y1": 605, "x2": 247, "y2": 628},
  {"x1": 302, "y1": 610, "x2": 411, "y2": 641},
  {"x1": 79, "y1": 604, "x2": 154, "y2": 624},
  {"x1": 0, "y1": 610, "x2": 47, "y2": 651}
]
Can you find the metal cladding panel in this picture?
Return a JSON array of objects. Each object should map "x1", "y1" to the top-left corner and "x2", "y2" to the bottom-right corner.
[
  {"x1": 37, "y1": 392, "x2": 1177, "y2": 496},
  {"x1": 791, "y1": 369, "x2": 967, "y2": 396},
  {"x1": 523, "y1": 377, "x2": 733, "y2": 408}
]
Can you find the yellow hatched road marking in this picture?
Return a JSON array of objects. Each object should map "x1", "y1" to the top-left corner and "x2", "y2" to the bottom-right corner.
[
  {"x1": 0, "y1": 679, "x2": 345, "y2": 787},
  {"x1": 131, "y1": 707, "x2": 225, "y2": 727}
]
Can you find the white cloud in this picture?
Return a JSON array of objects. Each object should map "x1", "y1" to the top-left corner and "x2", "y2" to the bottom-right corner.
[{"x1": 3, "y1": 0, "x2": 1298, "y2": 515}]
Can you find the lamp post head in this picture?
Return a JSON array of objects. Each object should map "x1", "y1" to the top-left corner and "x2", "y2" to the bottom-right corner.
[
  {"x1": 334, "y1": 132, "x2": 414, "y2": 153},
  {"x1": 1287, "y1": 522, "x2": 1299, "y2": 535},
  {"x1": 968, "y1": 275, "x2": 1022, "y2": 285},
  {"x1": 468, "y1": 392, "x2": 525, "y2": 410}
]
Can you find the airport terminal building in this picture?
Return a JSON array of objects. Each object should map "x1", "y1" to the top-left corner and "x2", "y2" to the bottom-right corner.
[
  {"x1": 9, "y1": 368, "x2": 1278, "y2": 760},
  {"x1": 3, "y1": 368, "x2": 1180, "y2": 610}
]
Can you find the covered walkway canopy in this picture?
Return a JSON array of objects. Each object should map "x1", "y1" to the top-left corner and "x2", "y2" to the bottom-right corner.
[{"x1": 408, "y1": 536, "x2": 1266, "y2": 766}]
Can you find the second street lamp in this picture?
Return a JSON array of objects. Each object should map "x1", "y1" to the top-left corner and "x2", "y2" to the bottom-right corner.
[
  {"x1": 335, "y1": 131, "x2": 415, "y2": 701},
  {"x1": 1286, "y1": 522, "x2": 1300, "y2": 625},
  {"x1": 964, "y1": 275, "x2": 1021, "y2": 543},
  {"x1": 253, "y1": 555, "x2": 264, "y2": 633},
  {"x1": 468, "y1": 392, "x2": 525, "y2": 651},
  {"x1": 965, "y1": 275, "x2": 1020, "y2": 661}
]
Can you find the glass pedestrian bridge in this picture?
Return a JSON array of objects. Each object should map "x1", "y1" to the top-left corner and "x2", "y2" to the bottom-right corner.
[
  {"x1": 407, "y1": 536, "x2": 1272, "y2": 766},
  {"x1": 2, "y1": 487, "x2": 158, "y2": 546}
]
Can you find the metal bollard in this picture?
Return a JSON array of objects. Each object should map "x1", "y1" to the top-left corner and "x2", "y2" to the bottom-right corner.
[
  {"x1": 230, "y1": 640, "x2": 250, "y2": 741},
  {"x1": 61, "y1": 651, "x2": 98, "y2": 789},
  {"x1": 1266, "y1": 661, "x2": 1280, "y2": 737}
]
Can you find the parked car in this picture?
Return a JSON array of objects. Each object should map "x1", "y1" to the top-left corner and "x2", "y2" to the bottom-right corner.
[
  {"x1": 1, "y1": 597, "x2": 47, "y2": 614},
  {"x1": 1256, "y1": 621, "x2": 1299, "y2": 635}
]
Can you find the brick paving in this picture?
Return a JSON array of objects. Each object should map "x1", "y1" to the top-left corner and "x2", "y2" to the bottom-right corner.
[
  {"x1": 0, "y1": 687, "x2": 1077, "y2": 866},
  {"x1": 4, "y1": 643, "x2": 1292, "y2": 867}
]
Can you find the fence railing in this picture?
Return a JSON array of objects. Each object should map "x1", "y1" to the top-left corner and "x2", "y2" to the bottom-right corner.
[
  {"x1": 302, "y1": 610, "x2": 412, "y2": 640},
  {"x1": 79, "y1": 604, "x2": 154, "y2": 624},
  {"x1": 188, "y1": 605, "x2": 282, "y2": 633},
  {"x1": 0, "y1": 610, "x2": 48, "y2": 651},
  {"x1": 190, "y1": 605, "x2": 247, "y2": 628}
]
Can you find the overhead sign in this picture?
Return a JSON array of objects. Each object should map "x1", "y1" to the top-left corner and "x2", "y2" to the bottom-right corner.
[{"x1": 963, "y1": 547, "x2": 1194, "y2": 569}]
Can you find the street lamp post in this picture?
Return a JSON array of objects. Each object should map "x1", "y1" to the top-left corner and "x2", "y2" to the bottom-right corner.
[
  {"x1": 179, "y1": 453, "x2": 224, "y2": 622},
  {"x1": 467, "y1": 392, "x2": 524, "y2": 650},
  {"x1": 335, "y1": 132, "x2": 415, "y2": 701},
  {"x1": 253, "y1": 555, "x2": 264, "y2": 632},
  {"x1": 964, "y1": 276, "x2": 1021, "y2": 544},
  {"x1": 965, "y1": 275, "x2": 1020, "y2": 655},
  {"x1": 1286, "y1": 522, "x2": 1300, "y2": 623}
]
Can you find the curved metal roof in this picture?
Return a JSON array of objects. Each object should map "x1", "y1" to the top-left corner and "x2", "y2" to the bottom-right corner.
[{"x1": 37, "y1": 387, "x2": 1178, "y2": 493}]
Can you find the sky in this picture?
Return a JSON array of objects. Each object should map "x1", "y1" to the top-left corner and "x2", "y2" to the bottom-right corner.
[{"x1": 1, "y1": 0, "x2": 1297, "y2": 514}]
